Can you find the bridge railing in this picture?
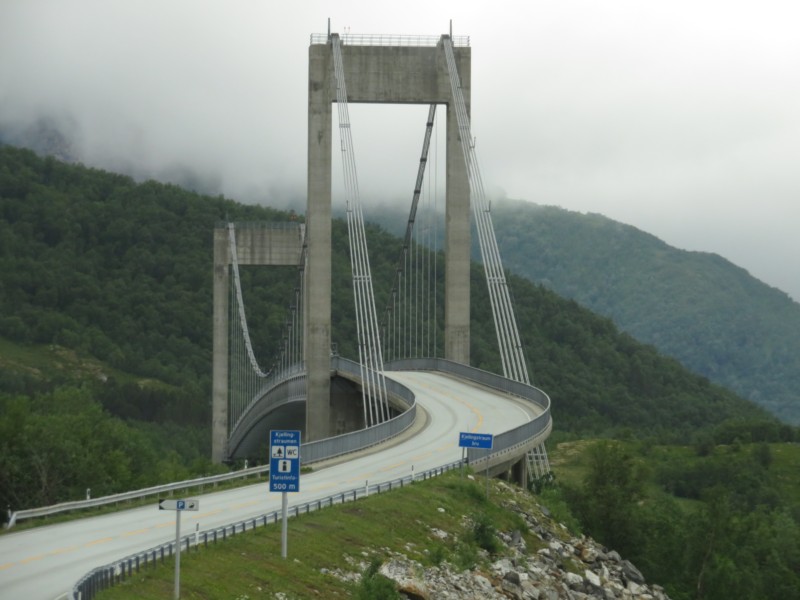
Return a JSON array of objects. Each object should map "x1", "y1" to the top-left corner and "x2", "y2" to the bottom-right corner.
[
  {"x1": 7, "y1": 357, "x2": 417, "y2": 529},
  {"x1": 302, "y1": 356, "x2": 417, "y2": 463},
  {"x1": 72, "y1": 459, "x2": 464, "y2": 600},
  {"x1": 9, "y1": 359, "x2": 546, "y2": 529},
  {"x1": 228, "y1": 367, "x2": 307, "y2": 456},
  {"x1": 385, "y1": 358, "x2": 553, "y2": 468},
  {"x1": 310, "y1": 33, "x2": 470, "y2": 47},
  {"x1": 4, "y1": 466, "x2": 271, "y2": 529},
  {"x1": 68, "y1": 351, "x2": 548, "y2": 599}
]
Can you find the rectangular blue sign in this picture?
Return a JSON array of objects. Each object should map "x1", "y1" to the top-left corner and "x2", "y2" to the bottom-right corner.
[
  {"x1": 269, "y1": 430, "x2": 301, "y2": 492},
  {"x1": 459, "y1": 432, "x2": 494, "y2": 449}
]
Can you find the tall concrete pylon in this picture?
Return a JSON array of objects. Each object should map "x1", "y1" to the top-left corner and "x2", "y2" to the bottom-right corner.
[
  {"x1": 212, "y1": 223, "x2": 305, "y2": 464},
  {"x1": 306, "y1": 33, "x2": 472, "y2": 442}
]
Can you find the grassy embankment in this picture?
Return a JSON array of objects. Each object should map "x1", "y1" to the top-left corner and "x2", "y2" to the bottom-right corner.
[{"x1": 94, "y1": 472, "x2": 559, "y2": 599}]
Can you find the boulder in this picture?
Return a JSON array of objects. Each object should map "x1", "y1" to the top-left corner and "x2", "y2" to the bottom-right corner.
[
  {"x1": 565, "y1": 571, "x2": 585, "y2": 589},
  {"x1": 504, "y1": 569, "x2": 523, "y2": 586},
  {"x1": 585, "y1": 569, "x2": 602, "y2": 588},
  {"x1": 379, "y1": 557, "x2": 429, "y2": 599},
  {"x1": 621, "y1": 560, "x2": 645, "y2": 584}
]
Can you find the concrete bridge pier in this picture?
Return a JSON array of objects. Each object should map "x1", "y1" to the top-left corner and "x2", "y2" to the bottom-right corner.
[{"x1": 509, "y1": 457, "x2": 528, "y2": 489}]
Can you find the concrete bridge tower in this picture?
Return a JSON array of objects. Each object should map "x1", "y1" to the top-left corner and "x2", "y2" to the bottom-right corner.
[
  {"x1": 306, "y1": 33, "x2": 472, "y2": 442},
  {"x1": 212, "y1": 32, "x2": 473, "y2": 462},
  {"x1": 212, "y1": 223, "x2": 305, "y2": 463}
]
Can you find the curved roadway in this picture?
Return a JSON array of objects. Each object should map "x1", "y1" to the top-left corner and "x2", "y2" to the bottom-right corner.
[{"x1": 0, "y1": 371, "x2": 541, "y2": 600}]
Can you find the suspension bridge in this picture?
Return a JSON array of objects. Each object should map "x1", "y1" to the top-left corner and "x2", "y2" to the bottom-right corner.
[
  {"x1": 212, "y1": 29, "x2": 553, "y2": 484},
  {"x1": 0, "y1": 29, "x2": 555, "y2": 600}
]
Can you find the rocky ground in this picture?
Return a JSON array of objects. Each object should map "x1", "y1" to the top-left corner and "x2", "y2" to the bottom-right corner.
[{"x1": 321, "y1": 478, "x2": 670, "y2": 600}]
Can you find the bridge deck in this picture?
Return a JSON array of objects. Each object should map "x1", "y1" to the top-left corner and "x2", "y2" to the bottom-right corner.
[{"x1": 0, "y1": 371, "x2": 541, "y2": 600}]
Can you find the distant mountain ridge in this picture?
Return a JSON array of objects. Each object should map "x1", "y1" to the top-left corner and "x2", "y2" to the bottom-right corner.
[
  {"x1": 1, "y1": 145, "x2": 771, "y2": 444},
  {"x1": 8, "y1": 126, "x2": 797, "y2": 423},
  {"x1": 489, "y1": 199, "x2": 800, "y2": 424}
]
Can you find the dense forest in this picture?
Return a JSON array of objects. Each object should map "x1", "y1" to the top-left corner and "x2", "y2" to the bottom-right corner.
[
  {"x1": 490, "y1": 199, "x2": 800, "y2": 424},
  {"x1": 2, "y1": 146, "x2": 798, "y2": 598},
  {"x1": 364, "y1": 199, "x2": 800, "y2": 425},
  {"x1": 547, "y1": 438, "x2": 800, "y2": 600}
]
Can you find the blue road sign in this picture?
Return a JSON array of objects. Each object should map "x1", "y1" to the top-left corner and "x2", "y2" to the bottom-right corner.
[
  {"x1": 458, "y1": 432, "x2": 494, "y2": 449},
  {"x1": 270, "y1": 430, "x2": 301, "y2": 492},
  {"x1": 158, "y1": 498, "x2": 199, "y2": 511}
]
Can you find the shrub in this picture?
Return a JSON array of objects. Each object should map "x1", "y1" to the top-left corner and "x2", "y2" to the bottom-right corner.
[
  {"x1": 471, "y1": 512, "x2": 500, "y2": 554},
  {"x1": 354, "y1": 558, "x2": 400, "y2": 600}
]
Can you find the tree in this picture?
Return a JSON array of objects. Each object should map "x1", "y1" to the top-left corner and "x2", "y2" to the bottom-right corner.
[{"x1": 569, "y1": 441, "x2": 646, "y2": 556}]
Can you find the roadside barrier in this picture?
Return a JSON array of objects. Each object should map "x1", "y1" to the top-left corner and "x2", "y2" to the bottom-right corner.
[{"x1": 71, "y1": 460, "x2": 463, "y2": 600}]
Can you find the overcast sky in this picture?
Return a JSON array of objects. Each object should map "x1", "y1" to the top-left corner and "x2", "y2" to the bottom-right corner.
[{"x1": 1, "y1": 0, "x2": 798, "y2": 301}]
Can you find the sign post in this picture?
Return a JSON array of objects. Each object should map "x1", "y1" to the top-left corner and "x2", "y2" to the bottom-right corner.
[
  {"x1": 269, "y1": 430, "x2": 301, "y2": 559},
  {"x1": 458, "y1": 432, "x2": 494, "y2": 497},
  {"x1": 174, "y1": 509, "x2": 181, "y2": 600},
  {"x1": 158, "y1": 498, "x2": 199, "y2": 600}
]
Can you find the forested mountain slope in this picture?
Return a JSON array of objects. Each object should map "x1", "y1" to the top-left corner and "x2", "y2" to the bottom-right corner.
[
  {"x1": 485, "y1": 199, "x2": 800, "y2": 424},
  {"x1": 365, "y1": 199, "x2": 799, "y2": 424},
  {"x1": 0, "y1": 145, "x2": 781, "y2": 510},
  {"x1": 1, "y1": 145, "x2": 771, "y2": 431},
  {"x1": 4, "y1": 147, "x2": 798, "y2": 600}
]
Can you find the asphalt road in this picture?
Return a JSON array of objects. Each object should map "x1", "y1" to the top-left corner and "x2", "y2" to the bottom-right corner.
[{"x1": 0, "y1": 370, "x2": 539, "y2": 600}]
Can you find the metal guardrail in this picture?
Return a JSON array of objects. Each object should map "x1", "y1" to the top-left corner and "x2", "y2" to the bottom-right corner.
[
  {"x1": 5, "y1": 466, "x2": 270, "y2": 529},
  {"x1": 71, "y1": 460, "x2": 464, "y2": 600},
  {"x1": 63, "y1": 359, "x2": 547, "y2": 598},
  {"x1": 7, "y1": 357, "x2": 417, "y2": 529},
  {"x1": 8, "y1": 359, "x2": 547, "y2": 528},
  {"x1": 228, "y1": 369, "x2": 307, "y2": 455},
  {"x1": 230, "y1": 357, "x2": 418, "y2": 462},
  {"x1": 20, "y1": 357, "x2": 550, "y2": 599},
  {"x1": 310, "y1": 33, "x2": 470, "y2": 47},
  {"x1": 301, "y1": 357, "x2": 417, "y2": 464},
  {"x1": 385, "y1": 358, "x2": 553, "y2": 468}
]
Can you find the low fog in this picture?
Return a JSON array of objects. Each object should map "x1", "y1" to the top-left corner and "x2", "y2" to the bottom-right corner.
[{"x1": 1, "y1": 0, "x2": 798, "y2": 300}]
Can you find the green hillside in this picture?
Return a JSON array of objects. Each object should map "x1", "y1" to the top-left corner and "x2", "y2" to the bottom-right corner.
[
  {"x1": 0, "y1": 145, "x2": 781, "y2": 513},
  {"x1": 487, "y1": 199, "x2": 800, "y2": 424},
  {"x1": 4, "y1": 146, "x2": 800, "y2": 600}
]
